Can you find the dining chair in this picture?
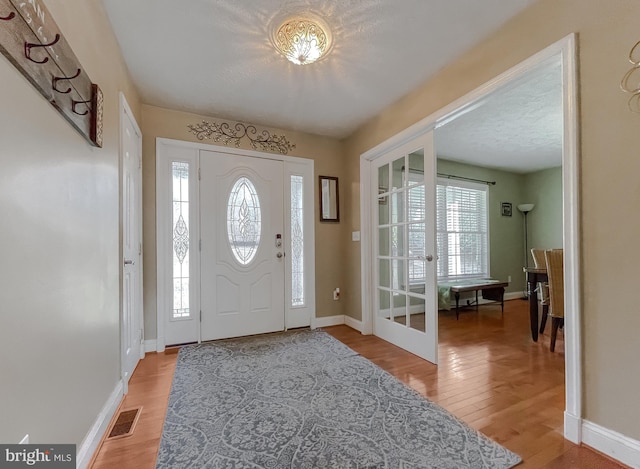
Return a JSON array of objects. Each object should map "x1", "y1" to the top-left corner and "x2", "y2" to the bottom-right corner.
[
  {"x1": 530, "y1": 248, "x2": 550, "y2": 333},
  {"x1": 544, "y1": 249, "x2": 564, "y2": 352}
]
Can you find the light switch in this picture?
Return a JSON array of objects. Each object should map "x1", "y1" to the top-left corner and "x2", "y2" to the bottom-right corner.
[{"x1": 352, "y1": 231, "x2": 361, "y2": 241}]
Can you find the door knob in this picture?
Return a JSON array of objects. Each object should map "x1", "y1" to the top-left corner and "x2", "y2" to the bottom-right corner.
[
  {"x1": 276, "y1": 252, "x2": 283, "y2": 259},
  {"x1": 124, "y1": 259, "x2": 135, "y2": 265},
  {"x1": 425, "y1": 254, "x2": 433, "y2": 262}
]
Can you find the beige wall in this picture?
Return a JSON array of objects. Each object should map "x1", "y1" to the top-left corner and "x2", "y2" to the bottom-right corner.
[
  {"x1": 0, "y1": 0, "x2": 140, "y2": 446},
  {"x1": 343, "y1": 0, "x2": 640, "y2": 441},
  {"x1": 140, "y1": 105, "x2": 346, "y2": 339}
]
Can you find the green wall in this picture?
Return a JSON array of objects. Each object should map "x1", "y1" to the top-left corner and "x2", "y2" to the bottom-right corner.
[
  {"x1": 436, "y1": 159, "x2": 565, "y2": 296},
  {"x1": 523, "y1": 167, "x2": 563, "y2": 255}
]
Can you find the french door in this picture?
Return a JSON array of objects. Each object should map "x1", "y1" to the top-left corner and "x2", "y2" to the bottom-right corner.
[
  {"x1": 371, "y1": 131, "x2": 437, "y2": 363},
  {"x1": 200, "y1": 151, "x2": 285, "y2": 341}
]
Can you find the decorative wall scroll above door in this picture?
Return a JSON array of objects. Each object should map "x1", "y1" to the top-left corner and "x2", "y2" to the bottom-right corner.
[
  {"x1": 0, "y1": 0, "x2": 103, "y2": 147},
  {"x1": 187, "y1": 120, "x2": 296, "y2": 155}
]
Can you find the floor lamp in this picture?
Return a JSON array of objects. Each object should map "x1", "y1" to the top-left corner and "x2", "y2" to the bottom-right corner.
[{"x1": 517, "y1": 203, "x2": 535, "y2": 296}]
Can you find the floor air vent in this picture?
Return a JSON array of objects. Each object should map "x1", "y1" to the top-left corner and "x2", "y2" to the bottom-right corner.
[{"x1": 107, "y1": 407, "x2": 142, "y2": 439}]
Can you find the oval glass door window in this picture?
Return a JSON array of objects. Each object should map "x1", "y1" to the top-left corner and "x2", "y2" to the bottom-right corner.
[{"x1": 227, "y1": 177, "x2": 262, "y2": 265}]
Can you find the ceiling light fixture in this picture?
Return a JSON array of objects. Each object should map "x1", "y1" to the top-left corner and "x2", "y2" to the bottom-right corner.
[{"x1": 272, "y1": 16, "x2": 332, "y2": 65}]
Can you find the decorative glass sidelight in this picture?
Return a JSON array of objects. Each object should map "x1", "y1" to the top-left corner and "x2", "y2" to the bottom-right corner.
[
  {"x1": 172, "y1": 161, "x2": 190, "y2": 319},
  {"x1": 227, "y1": 177, "x2": 262, "y2": 265},
  {"x1": 291, "y1": 175, "x2": 305, "y2": 306}
]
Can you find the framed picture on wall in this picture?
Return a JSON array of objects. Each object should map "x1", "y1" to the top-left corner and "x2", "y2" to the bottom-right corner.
[{"x1": 501, "y1": 202, "x2": 512, "y2": 217}]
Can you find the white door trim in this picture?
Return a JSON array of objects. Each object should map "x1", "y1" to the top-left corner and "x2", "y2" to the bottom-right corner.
[
  {"x1": 119, "y1": 92, "x2": 143, "y2": 394},
  {"x1": 155, "y1": 138, "x2": 315, "y2": 350},
  {"x1": 359, "y1": 33, "x2": 581, "y2": 443}
]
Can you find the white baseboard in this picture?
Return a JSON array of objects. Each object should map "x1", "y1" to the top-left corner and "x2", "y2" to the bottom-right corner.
[
  {"x1": 582, "y1": 420, "x2": 640, "y2": 469},
  {"x1": 310, "y1": 314, "x2": 363, "y2": 333},
  {"x1": 312, "y1": 315, "x2": 345, "y2": 328},
  {"x1": 344, "y1": 315, "x2": 364, "y2": 333},
  {"x1": 156, "y1": 336, "x2": 166, "y2": 352},
  {"x1": 77, "y1": 380, "x2": 124, "y2": 469},
  {"x1": 564, "y1": 411, "x2": 582, "y2": 443},
  {"x1": 144, "y1": 339, "x2": 157, "y2": 353}
]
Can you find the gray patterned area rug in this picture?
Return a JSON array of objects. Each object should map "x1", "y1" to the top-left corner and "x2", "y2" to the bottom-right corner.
[{"x1": 156, "y1": 330, "x2": 521, "y2": 468}]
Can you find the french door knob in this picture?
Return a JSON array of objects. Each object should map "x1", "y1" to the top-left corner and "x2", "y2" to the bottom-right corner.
[
  {"x1": 276, "y1": 252, "x2": 283, "y2": 259},
  {"x1": 425, "y1": 254, "x2": 433, "y2": 262},
  {"x1": 124, "y1": 259, "x2": 135, "y2": 265}
]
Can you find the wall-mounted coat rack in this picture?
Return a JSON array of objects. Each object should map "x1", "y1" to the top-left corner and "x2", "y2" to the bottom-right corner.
[{"x1": 0, "y1": 0, "x2": 103, "y2": 147}]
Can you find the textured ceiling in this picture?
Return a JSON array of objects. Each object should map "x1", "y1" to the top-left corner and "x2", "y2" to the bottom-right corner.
[
  {"x1": 101, "y1": 0, "x2": 537, "y2": 141},
  {"x1": 436, "y1": 57, "x2": 563, "y2": 174}
]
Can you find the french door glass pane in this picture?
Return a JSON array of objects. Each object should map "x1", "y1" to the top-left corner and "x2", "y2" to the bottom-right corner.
[
  {"x1": 378, "y1": 164, "x2": 389, "y2": 193},
  {"x1": 390, "y1": 225, "x2": 405, "y2": 257},
  {"x1": 408, "y1": 185, "x2": 425, "y2": 221},
  {"x1": 392, "y1": 157, "x2": 405, "y2": 189},
  {"x1": 379, "y1": 259, "x2": 390, "y2": 288},
  {"x1": 391, "y1": 259, "x2": 405, "y2": 292},
  {"x1": 408, "y1": 150, "x2": 424, "y2": 184},
  {"x1": 378, "y1": 227, "x2": 390, "y2": 257},
  {"x1": 378, "y1": 196, "x2": 390, "y2": 225},
  {"x1": 378, "y1": 289, "x2": 390, "y2": 318},
  {"x1": 392, "y1": 294, "x2": 407, "y2": 323},
  {"x1": 408, "y1": 295, "x2": 426, "y2": 332},
  {"x1": 390, "y1": 193, "x2": 404, "y2": 224}
]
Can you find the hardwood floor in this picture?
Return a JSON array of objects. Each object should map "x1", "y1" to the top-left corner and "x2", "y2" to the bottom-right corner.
[{"x1": 90, "y1": 300, "x2": 627, "y2": 468}]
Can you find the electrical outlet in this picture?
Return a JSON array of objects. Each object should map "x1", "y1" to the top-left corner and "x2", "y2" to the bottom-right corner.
[
  {"x1": 333, "y1": 288, "x2": 340, "y2": 300},
  {"x1": 508, "y1": 275, "x2": 512, "y2": 283}
]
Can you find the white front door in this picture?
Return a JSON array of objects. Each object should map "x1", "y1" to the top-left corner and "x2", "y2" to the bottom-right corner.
[
  {"x1": 200, "y1": 151, "x2": 285, "y2": 341},
  {"x1": 372, "y1": 131, "x2": 438, "y2": 363},
  {"x1": 120, "y1": 95, "x2": 143, "y2": 388}
]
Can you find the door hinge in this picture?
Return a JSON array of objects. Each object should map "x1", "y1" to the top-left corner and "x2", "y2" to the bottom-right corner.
[
  {"x1": 198, "y1": 167, "x2": 201, "y2": 180},
  {"x1": 138, "y1": 242, "x2": 142, "y2": 256},
  {"x1": 138, "y1": 157, "x2": 142, "y2": 169},
  {"x1": 199, "y1": 239, "x2": 202, "y2": 251},
  {"x1": 199, "y1": 310, "x2": 202, "y2": 322}
]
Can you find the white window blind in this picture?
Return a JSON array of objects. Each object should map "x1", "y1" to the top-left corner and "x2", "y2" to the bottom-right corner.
[
  {"x1": 436, "y1": 179, "x2": 489, "y2": 279},
  {"x1": 407, "y1": 182, "x2": 426, "y2": 283}
]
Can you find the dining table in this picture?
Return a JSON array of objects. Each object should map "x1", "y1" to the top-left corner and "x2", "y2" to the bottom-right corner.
[{"x1": 524, "y1": 267, "x2": 548, "y2": 342}]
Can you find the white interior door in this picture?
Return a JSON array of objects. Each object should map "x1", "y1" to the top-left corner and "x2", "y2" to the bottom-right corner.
[
  {"x1": 121, "y1": 96, "x2": 143, "y2": 387},
  {"x1": 372, "y1": 131, "x2": 438, "y2": 363},
  {"x1": 200, "y1": 151, "x2": 285, "y2": 341}
]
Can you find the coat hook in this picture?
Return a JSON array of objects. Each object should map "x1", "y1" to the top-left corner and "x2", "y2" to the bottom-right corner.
[
  {"x1": 52, "y1": 68, "x2": 81, "y2": 94},
  {"x1": 72, "y1": 99, "x2": 91, "y2": 116},
  {"x1": 24, "y1": 33, "x2": 60, "y2": 64},
  {"x1": 0, "y1": 11, "x2": 15, "y2": 20}
]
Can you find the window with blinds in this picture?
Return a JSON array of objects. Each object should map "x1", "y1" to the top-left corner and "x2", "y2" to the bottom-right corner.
[{"x1": 436, "y1": 179, "x2": 489, "y2": 279}]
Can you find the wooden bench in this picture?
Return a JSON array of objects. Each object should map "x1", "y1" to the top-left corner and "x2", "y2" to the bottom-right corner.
[{"x1": 440, "y1": 279, "x2": 509, "y2": 319}]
